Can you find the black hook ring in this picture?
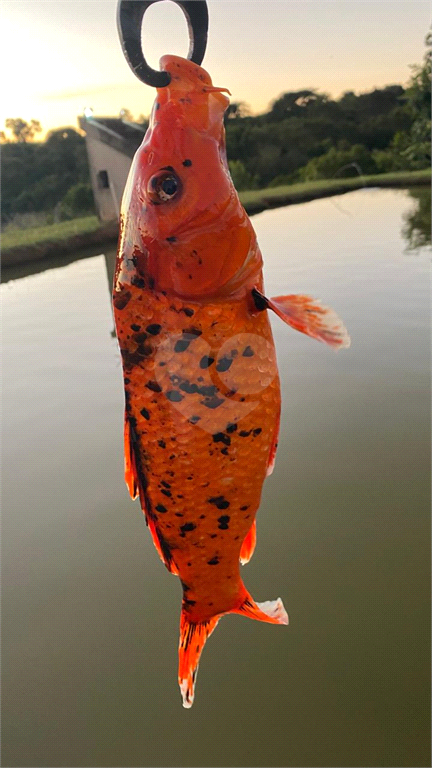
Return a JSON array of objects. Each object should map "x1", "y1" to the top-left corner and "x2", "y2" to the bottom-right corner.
[{"x1": 117, "y1": 0, "x2": 209, "y2": 88}]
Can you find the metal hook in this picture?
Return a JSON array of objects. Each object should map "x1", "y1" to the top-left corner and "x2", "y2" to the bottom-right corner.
[{"x1": 117, "y1": 0, "x2": 209, "y2": 88}]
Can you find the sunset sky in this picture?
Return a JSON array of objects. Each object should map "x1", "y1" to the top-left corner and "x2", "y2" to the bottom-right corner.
[{"x1": 1, "y1": 0, "x2": 430, "y2": 138}]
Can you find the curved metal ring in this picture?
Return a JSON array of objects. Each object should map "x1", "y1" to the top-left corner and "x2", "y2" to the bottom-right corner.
[{"x1": 117, "y1": 0, "x2": 209, "y2": 88}]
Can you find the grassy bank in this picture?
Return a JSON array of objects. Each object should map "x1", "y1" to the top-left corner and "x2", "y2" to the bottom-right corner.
[
  {"x1": 2, "y1": 169, "x2": 430, "y2": 267},
  {"x1": 240, "y1": 169, "x2": 431, "y2": 214}
]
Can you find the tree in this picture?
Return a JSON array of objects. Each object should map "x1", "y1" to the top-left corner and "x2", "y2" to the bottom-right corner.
[{"x1": 4, "y1": 118, "x2": 42, "y2": 142}]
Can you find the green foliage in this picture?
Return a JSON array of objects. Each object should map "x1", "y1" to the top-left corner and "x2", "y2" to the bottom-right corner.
[
  {"x1": 298, "y1": 144, "x2": 378, "y2": 181},
  {"x1": 1, "y1": 125, "x2": 90, "y2": 224},
  {"x1": 228, "y1": 160, "x2": 258, "y2": 191},
  {"x1": 3, "y1": 118, "x2": 42, "y2": 143},
  {"x1": 60, "y1": 183, "x2": 95, "y2": 219}
]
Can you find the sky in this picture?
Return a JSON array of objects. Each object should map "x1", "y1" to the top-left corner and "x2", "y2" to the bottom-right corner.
[{"x1": 1, "y1": 0, "x2": 430, "y2": 138}]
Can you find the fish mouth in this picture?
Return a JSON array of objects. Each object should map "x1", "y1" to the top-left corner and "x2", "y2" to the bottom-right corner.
[{"x1": 157, "y1": 55, "x2": 230, "y2": 110}]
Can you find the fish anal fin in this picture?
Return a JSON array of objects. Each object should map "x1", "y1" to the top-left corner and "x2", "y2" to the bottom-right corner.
[
  {"x1": 233, "y1": 586, "x2": 289, "y2": 626},
  {"x1": 147, "y1": 519, "x2": 179, "y2": 576},
  {"x1": 253, "y1": 288, "x2": 350, "y2": 350},
  {"x1": 124, "y1": 415, "x2": 138, "y2": 499},
  {"x1": 240, "y1": 520, "x2": 257, "y2": 565},
  {"x1": 179, "y1": 610, "x2": 220, "y2": 708}
]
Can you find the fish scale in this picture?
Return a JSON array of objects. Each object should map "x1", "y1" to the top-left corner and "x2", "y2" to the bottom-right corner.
[{"x1": 113, "y1": 54, "x2": 350, "y2": 707}]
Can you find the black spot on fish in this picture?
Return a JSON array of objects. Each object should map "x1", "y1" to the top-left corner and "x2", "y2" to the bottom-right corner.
[
  {"x1": 226, "y1": 423, "x2": 237, "y2": 433},
  {"x1": 213, "y1": 433, "x2": 231, "y2": 446},
  {"x1": 113, "y1": 290, "x2": 131, "y2": 310},
  {"x1": 166, "y1": 390, "x2": 183, "y2": 402},
  {"x1": 216, "y1": 356, "x2": 233, "y2": 372},
  {"x1": 180, "y1": 380, "x2": 199, "y2": 394},
  {"x1": 137, "y1": 343, "x2": 153, "y2": 358},
  {"x1": 133, "y1": 331, "x2": 148, "y2": 343},
  {"x1": 166, "y1": 236, "x2": 177, "y2": 242},
  {"x1": 251, "y1": 288, "x2": 269, "y2": 311},
  {"x1": 180, "y1": 522, "x2": 196, "y2": 537},
  {"x1": 201, "y1": 395, "x2": 224, "y2": 409},
  {"x1": 140, "y1": 408, "x2": 150, "y2": 420},
  {"x1": 146, "y1": 380, "x2": 162, "y2": 393},
  {"x1": 161, "y1": 488, "x2": 172, "y2": 498},
  {"x1": 242, "y1": 346, "x2": 254, "y2": 357},
  {"x1": 146, "y1": 323, "x2": 162, "y2": 335},
  {"x1": 156, "y1": 504, "x2": 167, "y2": 514},
  {"x1": 221, "y1": 447, "x2": 229, "y2": 455},
  {"x1": 158, "y1": 439, "x2": 166, "y2": 449},
  {"x1": 189, "y1": 415, "x2": 201, "y2": 424},
  {"x1": 131, "y1": 276, "x2": 145, "y2": 288},
  {"x1": 200, "y1": 356, "x2": 214, "y2": 369},
  {"x1": 208, "y1": 496, "x2": 230, "y2": 510},
  {"x1": 124, "y1": 377, "x2": 130, "y2": 385},
  {"x1": 131, "y1": 324, "x2": 141, "y2": 332},
  {"x1": 161, "y1": 480, "x2": 171, "y2": 489},
  {"x1": 207, "y1": 557, "x2": 220, "y2": 565},
  {"x1": 182, "y1": 307, "x2": 194, "y2": 317},
  {"x1": 182, "y1": 159, "x2": 192, "y2": 166},
  {"x1": 174, "y1": 338, "x2": 191, "y2": 353},
  {"x1": 253, "y1": 427, "x2": 262, "y2": 436},
  {"x1": 155, "y1": 102, "x2": 160, "y2": 110},
  {"x1": 240, "y1": 505, "x2": 249, "y2": 511},
  {"x1": 218, "y1": 515, "x2": 230, "y2": 530},
  {"x1": 198, "y1": 385, "x2": 218, "y2": 397}
]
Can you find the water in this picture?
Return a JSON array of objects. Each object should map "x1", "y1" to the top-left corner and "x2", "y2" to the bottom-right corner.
[{"x1": 2, "y1": 188, "x2": 430, "y2": 768}]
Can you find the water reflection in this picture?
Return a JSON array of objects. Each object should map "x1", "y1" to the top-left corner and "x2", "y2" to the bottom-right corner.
[{"x1": 402, "y1": 186, "x2": 431, "y2": 251}]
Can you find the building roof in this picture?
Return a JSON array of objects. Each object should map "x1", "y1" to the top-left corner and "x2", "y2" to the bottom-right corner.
[{"x1": 79, "y1": 116, "x2": 146, "y2": 158}]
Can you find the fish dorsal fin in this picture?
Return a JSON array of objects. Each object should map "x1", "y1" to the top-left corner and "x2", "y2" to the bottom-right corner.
[
  {"x1": 124, "y1": 414, "x2": 178, "y2": 575},
  {"x1": 253, "y1": 288, "x2": 350, "y2": 350},
  {"x1": 240, "y1": 520, "x2": 256, "y2": 565}
]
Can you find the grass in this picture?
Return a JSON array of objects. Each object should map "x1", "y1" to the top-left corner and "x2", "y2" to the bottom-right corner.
[
  {"x1": 2, "y1": 215, "x2": 100, "y2": 250},
  {"x1": 239, "y1": 169, "x2": 431, "y2": 212}
]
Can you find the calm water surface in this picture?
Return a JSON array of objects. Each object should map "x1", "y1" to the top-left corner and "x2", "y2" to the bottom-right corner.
[{"x1": 2, "y1": 188, "x2": 430, "y2": 767}]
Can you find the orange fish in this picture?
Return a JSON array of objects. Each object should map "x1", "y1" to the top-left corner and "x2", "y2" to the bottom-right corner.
[{"x1": 113, "y1": 55, "x2": 350, "y2": 708}]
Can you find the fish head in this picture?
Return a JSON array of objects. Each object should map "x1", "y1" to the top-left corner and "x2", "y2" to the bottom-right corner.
[{"x1": 120, "y1": 56, "x2": 260, "y2": 299}]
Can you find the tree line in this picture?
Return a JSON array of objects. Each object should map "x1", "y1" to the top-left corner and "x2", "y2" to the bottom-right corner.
[{"x1": 1, "y1": 42, "x2": 430, "y2": 226}]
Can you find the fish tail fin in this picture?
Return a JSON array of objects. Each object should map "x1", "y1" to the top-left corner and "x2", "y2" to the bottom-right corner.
[
  {"x1": 232, "y1": 583, "x2": 289, "y2": 625},
  {"x1": 178, "y1": 610, "x2": 220, "y2": 709}
]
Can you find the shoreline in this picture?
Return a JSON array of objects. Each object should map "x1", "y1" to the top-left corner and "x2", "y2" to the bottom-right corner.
[{"x1": 2, "y1": 169, "x2": 430, "y2": 269}]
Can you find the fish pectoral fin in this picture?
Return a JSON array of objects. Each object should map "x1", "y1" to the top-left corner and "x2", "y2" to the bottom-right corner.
[
  {"x1": 253, "y1": 288, "x2": 350, "y2": 350},
  {"x1": 124, "y1": 415, "x2": 138, "y2": 499},
  {"x1": 240, "y1": 520, "x2": 257, "y2": 565},
  {"x1": 178, "y1": 611, "x2": 220, "y2": 709}
]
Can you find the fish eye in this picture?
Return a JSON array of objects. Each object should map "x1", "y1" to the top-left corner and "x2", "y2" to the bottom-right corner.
[{"x1": 148, "y1": 171, "x2": 181, "y2": 203}]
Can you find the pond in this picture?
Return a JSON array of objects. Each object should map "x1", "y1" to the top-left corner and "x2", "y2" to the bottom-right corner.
[{"x1": 2, "y1": 187, "x2": 430, "y2": 768}]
